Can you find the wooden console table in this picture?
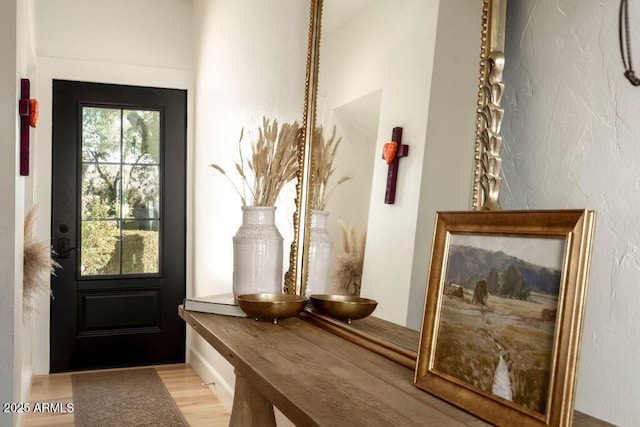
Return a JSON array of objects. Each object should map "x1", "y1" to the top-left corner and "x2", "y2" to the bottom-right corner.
[{"x1": 179, "y1": 307, "x2": 610, "y2": 426}]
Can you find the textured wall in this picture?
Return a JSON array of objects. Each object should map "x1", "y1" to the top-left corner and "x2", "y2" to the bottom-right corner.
[{"x1": 501, "y1": 1, "x2": 640, "y2": 425}]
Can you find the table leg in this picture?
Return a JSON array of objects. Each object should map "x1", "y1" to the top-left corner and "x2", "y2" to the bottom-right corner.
[{"x1": 230, "y1": 370, "x2": 276, "y2": 427}]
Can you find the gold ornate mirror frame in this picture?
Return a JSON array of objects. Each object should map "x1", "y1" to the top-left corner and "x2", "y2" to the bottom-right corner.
[
  {"x1": 284, "y1": 0, "x2": 322, "y2": 294},
  {"x1": 473, "y1": 0, "x2": 507, "y2": 211},
  {"x1": 293, "y1": 0, "x2": 508, "y2": 367}
]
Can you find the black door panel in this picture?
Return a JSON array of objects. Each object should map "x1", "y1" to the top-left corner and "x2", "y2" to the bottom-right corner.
[{"x1": 50, "y1": 80, "x2": 186, "y2": 372}]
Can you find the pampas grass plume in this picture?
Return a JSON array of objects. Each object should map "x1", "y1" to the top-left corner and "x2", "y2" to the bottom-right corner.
[
  {"x1": 210, "y1": 117, "x2": 301, "y2": 206},
  {"x1": 332, "y1": 220, "x2": 366, "y2": 296},
  {"x1": 23, "y1": 206, "x2": 60, "y2": 314},
  {"x1": 311, "y1": 126, "x2": 352, "y2": 210}
]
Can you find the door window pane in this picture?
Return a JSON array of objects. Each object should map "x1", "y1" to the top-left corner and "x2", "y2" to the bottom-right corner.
[
  {"x1": 121, "y1": 220, "x2": 160, "y2": 274},
  {"x1": 80, "y1": 106, "x2": 161, "y2": 276},
  {"x1": 81, "y1": 220, "x2": 120, "y2": 275},
  {"x1": 82, "y1": 164, "x2": 120, "y2": 219},
  {"x1": 82, "y1": 107, "x2": 122, "y2": 163},
  {"x1": 123, "y1": 165, "x2": 160, "y2": 219},
  {"x1": 123, "y1": 110, "x2": 160, "y2": 164}
]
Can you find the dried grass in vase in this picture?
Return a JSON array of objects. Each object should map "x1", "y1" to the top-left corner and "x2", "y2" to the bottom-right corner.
[
  {"x1": 311, "y1": 126, "x2": 352, "y2": 211},
  {"x1": 332, "y1": 220, "x2": 366, "y2": 296},
  {"x1": 23, "y1": 206, "x2": 60, "y2": 314},
  {"x1": 210, "y1": 117, "x2": 301, "y2": 206}
]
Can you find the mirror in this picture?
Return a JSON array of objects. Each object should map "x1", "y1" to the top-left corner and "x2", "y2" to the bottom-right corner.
[{"x1": 296, "y1": 0, "x2": 508, "y2": 362}]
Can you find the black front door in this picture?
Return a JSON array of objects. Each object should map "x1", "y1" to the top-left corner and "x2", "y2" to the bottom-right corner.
[{"x1": 50, "y1": 80, "x2": 187, "y2": 372}]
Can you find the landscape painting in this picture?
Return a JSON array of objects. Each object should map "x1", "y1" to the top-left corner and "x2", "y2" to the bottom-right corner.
[
  {"x1": 415, "y1": 210, "x2": 596, "y2": 426},
  {"x1": 433, "y1": 233, "x2": 565, "y2": 416}
]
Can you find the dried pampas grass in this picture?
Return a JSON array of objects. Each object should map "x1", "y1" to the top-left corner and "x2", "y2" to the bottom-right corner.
[
  {"x1": 311, "y1": 126, "x2": 352, "y2": 211},
  {"x1": 332, "y1": 220, "x2": 366, "y2": 296},
  {"x1": 23, "y1": 206, "x2": 60, "y2": 314},
  {"x1": 211, "y1": 117, "x2": 302, "y2": 206}
]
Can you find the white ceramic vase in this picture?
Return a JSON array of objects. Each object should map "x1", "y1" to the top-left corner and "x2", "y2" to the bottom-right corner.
[
  {"x1": 233, "y1": 206, "x2": 283, "y2": 297},
  {"x1": 305, "y1": 210, "x2": 333, "y2": 296}
]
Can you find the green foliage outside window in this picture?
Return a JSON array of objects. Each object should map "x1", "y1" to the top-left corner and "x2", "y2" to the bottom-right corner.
[
  {"x1": 80, "y1": 107, "x2": 161, "y2": 276},
  {"x1": 81, "y1": 197, "x2": 119, "y2": 275}
]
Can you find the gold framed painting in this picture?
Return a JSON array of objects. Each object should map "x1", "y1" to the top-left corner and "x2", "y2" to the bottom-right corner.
[{"x1": 415, "y1": 210, "x2": 596, "y2": 427}]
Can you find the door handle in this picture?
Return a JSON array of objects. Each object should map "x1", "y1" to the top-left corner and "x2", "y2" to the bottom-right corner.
[{"x1": 55, "y1": 237, "x2": 75, "y2": 259}]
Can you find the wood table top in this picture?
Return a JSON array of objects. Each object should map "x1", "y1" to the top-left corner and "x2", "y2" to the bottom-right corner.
[{"x1": 180, "y1": 307, "x2": 610, "y2": 427}]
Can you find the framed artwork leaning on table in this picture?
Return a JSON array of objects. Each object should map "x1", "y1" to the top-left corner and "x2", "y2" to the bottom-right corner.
[{"x1": 415, "y1": 210, "x2": 596, "y2": 427}]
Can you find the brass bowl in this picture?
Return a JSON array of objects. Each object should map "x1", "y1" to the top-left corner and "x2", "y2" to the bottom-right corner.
[
  {"x1": 309, "y1": 294, "x2": 378, "y2": 323},
  {"x1": 236, "y1": 293, "x2": 308, "y2": 324}
]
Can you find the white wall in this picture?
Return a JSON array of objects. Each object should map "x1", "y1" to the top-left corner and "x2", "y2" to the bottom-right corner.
[
  {"x1": 501, "y1": 1, "x2": 639, "y2": 425},
  {"x1": 0, "y1": 0, "x2": 32, "y2": 424},
  {"x1": 0, "y1": 3, "x2": 19, "y2": 425},
  {"x1": 190, "y1": 0, "x2": 308, "y2": 416},
  {"x1": 30, "y1": 0, "x2": 194, "y2": 376},
  {"x1": 191, "y1": 0, "x2": 308, "y2": 300},
  {"x1": 36, "y1": 0, "x2": 193, "y2": 69},
  {"x1": 17, "y1": 2, "x2": 37, "y2": 423}
]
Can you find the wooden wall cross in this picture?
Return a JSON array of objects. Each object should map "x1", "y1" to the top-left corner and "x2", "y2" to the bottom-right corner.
[
  {"x1": 382, "y1": 127, "x2": 409, "y2": 204},
  {"x1": 18, "y1": 79, "x2": 38, "y2": 176},
  {"x1": 19, "y1": 79, "x2": 31, "y2": 176}
]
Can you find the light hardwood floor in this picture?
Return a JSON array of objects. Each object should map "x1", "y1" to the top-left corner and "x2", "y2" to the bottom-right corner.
[{"x1": 23, "y1": 364, "x2": 231, "y2": 426}]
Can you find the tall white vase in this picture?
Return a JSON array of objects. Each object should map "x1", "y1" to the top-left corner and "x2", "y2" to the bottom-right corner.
[
  {"x1": 305, "y1": 210, "x2": 333, "y2": 296},
  {"x1": 233, "y1": 206, "x2": 283, "y2": 297}
]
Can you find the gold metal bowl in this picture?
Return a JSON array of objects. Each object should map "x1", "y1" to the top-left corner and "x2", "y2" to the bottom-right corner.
[
  {"x1": 236, "y1": 293, "x2": 308, "y2": 324},
  {"x1": 309, "y1": 294, "x2": 378, "y2": 323}
]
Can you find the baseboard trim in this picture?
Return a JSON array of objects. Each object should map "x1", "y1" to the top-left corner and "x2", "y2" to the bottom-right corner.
[
  {"x1": 187, "y1": 346, "x2": 234, "y2": 413},
  {"x1": 17, "y1": 363, "x2": 34, "y2": 427}
]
